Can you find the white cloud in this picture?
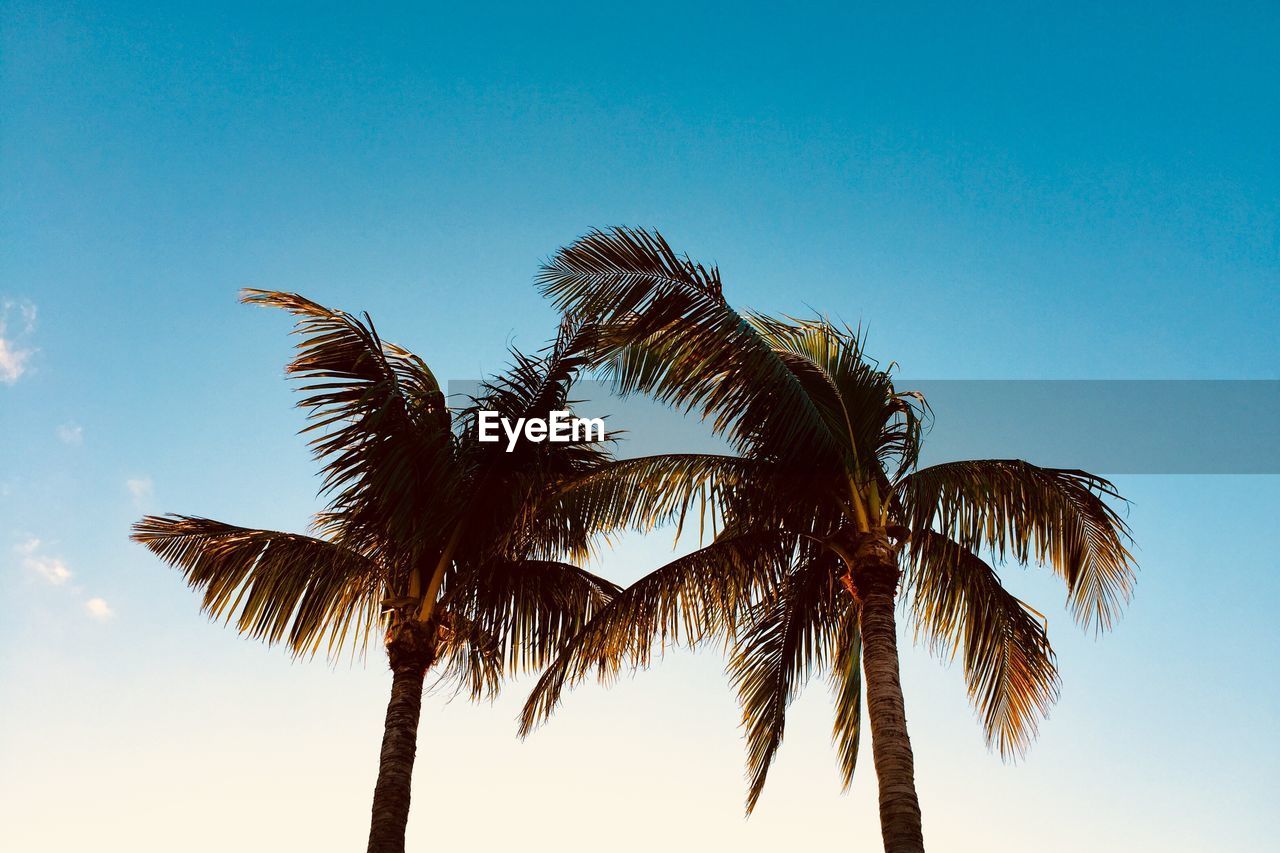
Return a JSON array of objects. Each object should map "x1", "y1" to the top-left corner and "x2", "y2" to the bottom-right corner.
[
  {"x1": 56, "y1": 422, "x2": 84, "y2": 446},
  {"x1": 0, "y1": 300, "x2": 37, "y2": 385},
  {"x1": 15, "y1": 537, "x2": 115, "y2": 620},
  {"x1": 126, "y1": 476, "x2": 153, "y2": 502},
  {"x1": 85, "y1": 597, "x2": 113, "y2": 620},
  {"x1": 15, "y1": 538, "x2": 72, "y2": 585},
  {"x1": 0, "y1": 339, "x2": 32, "y2": 384}
]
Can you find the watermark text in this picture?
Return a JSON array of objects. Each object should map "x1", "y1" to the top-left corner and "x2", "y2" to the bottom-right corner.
[{"x1": 477, "y1": 410, "x2": 605, "y2": 452}]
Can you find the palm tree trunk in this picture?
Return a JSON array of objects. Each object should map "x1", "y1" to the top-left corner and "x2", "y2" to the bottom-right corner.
[
  {"x1": 367, "y1": 666, "x2": 425, "y2": 853},
  {"x1": 853, "y1": 532, "x2": 925, "y2": 853},
  {"x1": 367, "y1": 621, "x2": 437, "y2": 853}
]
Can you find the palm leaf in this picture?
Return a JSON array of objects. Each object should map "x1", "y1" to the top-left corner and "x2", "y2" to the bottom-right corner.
[
  {"x1": 896, "y1": 460, "x2": 1136, "y2": 630},
  {"x1": 446, "y1": 559, "x2": 621, "y2": 677},
  {"x1": 828, "y1": 605, "x2": 863, "y2": 791},
  {"x1": 518, "y1": 528, "x2": 791, "y2": 735},
  {"x1": 536, "y1": 453, "x2": 765, "y2": 546},
  {"x1": 241, "y1": 289, "x2": 459, "y2": 562},
  {"x1": 905, "y1": 529, "x2": 1060, "y2": 756},
  {"x1": 728, "y1": 553, "x2": 845, "y2": 812},
  {"x1": 536, "y1": 227, "x2": 847, "y2": 469},
  {"x1": 131, "y1": 514, "x2": 382, "y2": 659},
  {"x1": 432, "y1": 611, "x2": 504, "y2": 700}
]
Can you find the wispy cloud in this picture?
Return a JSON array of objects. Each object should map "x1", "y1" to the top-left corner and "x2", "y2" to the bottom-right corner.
[
  {"x1": 15, "y1": 538, "x2": 72, "y2": 585},
  {"x1": 0, "y1": 299, "x2": 37, "y2": 385},
  {"x1": 85, "y1": 597, "x2": 114, "y2": 620},
  {"x1": 14, "y1": 537, "x2": 114, "y2": 621},
  {"x1": 56, "y1": 422, "x2": 84, "y2": 446},
  {"x1": 126, "y1": 476, "x2": 153, "y2": 504}
]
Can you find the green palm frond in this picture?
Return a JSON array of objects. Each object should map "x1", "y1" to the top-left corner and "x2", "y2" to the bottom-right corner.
[
  {"x1": 518, "y1": 529, "x2": 791, "y2": 735},
  {"x1": 728, "y1": 553, "x2": 846, "y2": 812},
  {"x1": 131, "y1": 514, "x2": 382, "y2": 659},
  {"x1": 905, "y1": 530, "x2": 1060, "y2": 756},
  {"x1": 896, "y1": 460, "x2": 1136, "y2": 630}
]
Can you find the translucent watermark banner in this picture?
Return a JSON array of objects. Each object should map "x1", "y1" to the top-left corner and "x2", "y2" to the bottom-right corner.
[{"x1": 448, "y1": 380, "x2": 1280, "y2": 475}]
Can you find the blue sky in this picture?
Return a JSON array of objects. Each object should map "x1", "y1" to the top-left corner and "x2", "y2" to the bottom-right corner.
[{"x1": 1, "y1": 2, "x2": 1277, "y2": 850}]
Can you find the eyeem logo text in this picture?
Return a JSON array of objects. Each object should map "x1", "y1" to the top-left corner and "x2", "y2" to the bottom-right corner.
[{"x1": 477, "y1": 410, "x2": 605, "y2": 452}]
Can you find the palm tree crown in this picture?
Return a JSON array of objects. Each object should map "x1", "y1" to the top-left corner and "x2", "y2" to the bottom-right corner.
[
  {"x1": 132, "y1": 291, "x2": 619, "y2": 852},
  {"x1": 520, "y1": 228, "x2": 1137, "y2": 851}
]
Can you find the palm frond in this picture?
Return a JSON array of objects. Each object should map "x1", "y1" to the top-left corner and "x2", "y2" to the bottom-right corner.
[
  {"x1": 465, "y1": 315, "x2": 601, "y2": 436},
  {"x1": 828, "y1": 605, "x2": 863, "y2": 791},
  {"x1": 728, "y1": 554, "x2": 845, "y2": 812},
  {"x1": 241, "y1": 289, "x2": 459, "y2": 561},
  {"x1": 905, "y1": 529, "x2": 1060, "y2": 756},
  {"x1": 536, "y1": 227, "x2": 847, "y2": 468},
  {"x1": 896, "y1": 460, "x2": 1136, "y2": 630},
  {"x1": 445, "y1": 559, "x2": 620, "y2": 677},
  {"x1": 445, "y1": 317, "x2": 615, "y2": 565},
  {"x1": 747, "y1": 314, "x2": 923, "y2": 482},
  {"x1": 536, "y1": 453, "x2": 765, "y2": 545},
  {"x1": 537, "y1": 225, "x2": 722, "y2": 314},
  {"x1": 131, "y1": 514, "x2": 382, "y2": 659},
  {"x1": 432, "y1": 611, "x2": 504, "y2": 700},
  {"x1": 518, "y1": 529, "x2": 791, "y2": 735}
]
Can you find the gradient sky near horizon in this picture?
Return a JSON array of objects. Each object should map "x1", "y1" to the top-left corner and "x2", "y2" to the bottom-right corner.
[{"x1": 2, "y1": 2, "x2": 1278, "y2": 851}]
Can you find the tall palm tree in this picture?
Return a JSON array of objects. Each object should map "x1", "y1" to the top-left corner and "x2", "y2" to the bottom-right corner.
[
  {"x1": 519, "y1": 228, "x2": 1137, "y2": 853},
  {"x1": 131, "y1": 291, "x2": 619, "y2": 853}
]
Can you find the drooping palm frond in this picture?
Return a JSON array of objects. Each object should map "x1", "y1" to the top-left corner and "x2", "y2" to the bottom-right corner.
[
  {"x1": 896, "y1": 460, "x2": 1136, "y2": 630},
  {"x1": 240, "y1": 290, "x2": 450, "y2": 433},
  {"x1": 518, "y1": 529, "x2": 793, "y2": 735},
  {"x1": 431, "y1": 611, "x2": 504, "y2": 700},
  {"x1": 241, "y1": 289, "x2": 460, "y2": 563},
  {"x1": 536, "y1": 227, "x2": 847, "y2": 469},
  {"x1": 905, "y1": 530, "x2": 1060, "y2": 757},
  {"x1": 828, "y1": 605, "x2": 863, "y2": 791},
  {"x1": 445, "y1": 559, "x2": 620, "y2": 677},
  {"x1": 131, "y1": 514, "x2": 383, "y2": 658},
  {"x1": 728, "y1": 553, "x2": 847, "y2": 812}
]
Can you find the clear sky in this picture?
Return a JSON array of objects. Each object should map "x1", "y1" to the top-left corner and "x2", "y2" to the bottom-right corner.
[{"x1": 2, "y1": 2, "x2": 1277, "y2": 851}]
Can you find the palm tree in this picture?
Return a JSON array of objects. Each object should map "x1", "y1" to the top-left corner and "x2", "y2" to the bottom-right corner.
[
  {"x1": 131, "y1": 291, "x2": 619, "y2": 853},
  {"x1": 519, "y1": 228, "x2": 1137, "y2": 853}
]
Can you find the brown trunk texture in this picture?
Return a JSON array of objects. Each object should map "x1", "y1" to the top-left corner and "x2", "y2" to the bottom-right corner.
[
  {"x1": 366, "y1": 623, "x2": 435, "y2": 853},
  {"x1": 852, "y1": 531, "x2": 926, "y2": 853}
]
